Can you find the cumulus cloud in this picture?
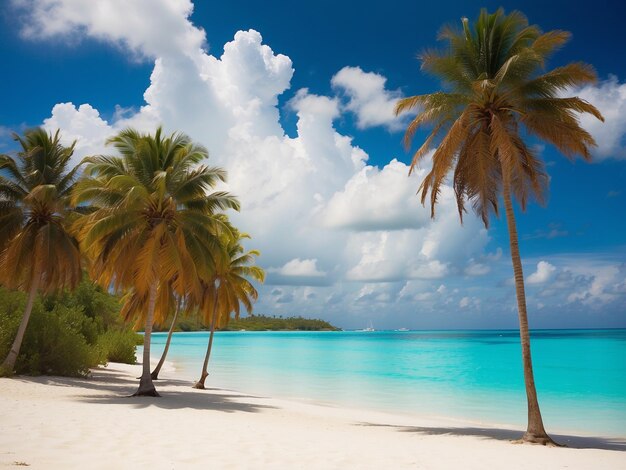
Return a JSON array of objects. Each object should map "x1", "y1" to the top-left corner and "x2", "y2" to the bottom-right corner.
[
  {"x1": 14, "y1": 0, "x2": 206, "y2": 60},
  {"x1": 465, "y1": 260, "x2": 491, "y2": 276},
  {"x1": 331, "y1": 66, "x2": 408, "y2": 130},
  {"x1": 566, "y1": 264, "x2": 621, "y2": 305},
  {"x1": 23, "y1": 0, "x2": 605, "y2": 327},
  {"x1": 574, "y1": 76, "x2": 626, "y2": 160},
  {"x1": 321, "y1": 158, "x2": 429, "y2": 231},
  {"x1": 270, "y1": 258, "x2": 326, "y2": 277},
  {"x1": 527, "y1": 261, "x2": 557, "y2": 284},
  {"x1": 43, "y1": 103, "x2": 115, "y2": 162}
]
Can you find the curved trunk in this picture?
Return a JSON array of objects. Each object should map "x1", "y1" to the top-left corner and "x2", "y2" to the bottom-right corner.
[
  {"x1": 502, "y1": 178, "x2": 556, "y2": 445},
  {"x1": 151, "y1": 297, "x2": 181, "y2": 380},
  {"x1": 133, "y1": 283, "x2": 160, "y2": 397},
  {"x1": 1, "y1": 272, "x2": 40, "y2": 375},
  {"x1": 193, "y1": 286, "x2": 220, "y2": 390}
]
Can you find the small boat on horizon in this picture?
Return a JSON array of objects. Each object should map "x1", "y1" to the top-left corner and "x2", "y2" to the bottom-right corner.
[{"x1": 358, "y1": 321, "x2": 375, "y2": 332}]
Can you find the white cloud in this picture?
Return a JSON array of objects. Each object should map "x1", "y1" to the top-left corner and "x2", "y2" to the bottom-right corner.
[
  {"x1": 331, "y1": 66, "x2": 407, "y2": 130},
  {"x1": 270, "y1": 258, "x2": 326, "y2": 277},
  {"x1": 459, "y1": 296, "x2": 480, "y2": 309},
  {"x1": 409, "y1": 260, "x2": 449, "y2": 279},
  {"x1": 43, "y1": 103, "x2": 115, "y2": 163},
  {"x1": 15, "y1": 1, "x2": 515, "y2": 327},
  {"x1": 321, "y1": 158, "x2": 429, "y2": 231},
  {"x1": 574, "y1": 76, "x2": 626, "y2": 160},
  {"x1": 465, "y1": 260, "x2": 491, "y2": 276},
  {"x1": 345, "y1": 231, "x2": 455, "y2": 282},
  {"x1": 14, "y1": 0, "x2": 206, "y2": 60},
  {"x1": 355, "y1": 284, "x2": 392, "y2": 304},
  {"x1": 566, "y1": 265, "x2": 621, "y2": 305},
  {"x1": 527, "y1": 261, "x2": 557, "y2": 284}
]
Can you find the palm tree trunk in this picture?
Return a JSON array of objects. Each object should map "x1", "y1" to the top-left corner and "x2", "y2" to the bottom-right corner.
[
  {"x1": 0, "y1": 272, "x2": 40, "y2": 375},
  {"x1": 133, "y1": 283, "x2": 160, "y2": 397},
  {"x1": 151, "y1": 297, "x2": 181, "y2": 380},
  {"x1": 193, "y1": 289, "x2": 219, "y2": 390},
  {"x1": 502, "y1": 178, "x2": 556, "y2": 445}
]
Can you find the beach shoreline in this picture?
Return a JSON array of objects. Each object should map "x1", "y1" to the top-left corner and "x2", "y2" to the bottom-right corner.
[{"x1": 1, "y1": 362, "x2": 624, "y2": 469}]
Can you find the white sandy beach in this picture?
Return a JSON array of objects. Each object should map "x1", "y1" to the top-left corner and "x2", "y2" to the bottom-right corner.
[{"x1": 0, "y1": 363, "x2": 624, "y2": 470}]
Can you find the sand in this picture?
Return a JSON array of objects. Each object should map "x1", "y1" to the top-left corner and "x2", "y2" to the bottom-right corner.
[{"x1": 0, "y1": 363, "x2": 624, "y2": 469}]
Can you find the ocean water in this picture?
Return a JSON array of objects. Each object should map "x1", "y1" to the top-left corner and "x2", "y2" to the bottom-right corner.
[{"x1": 147, "y1": 329, "x2": 626, "y2": 436}]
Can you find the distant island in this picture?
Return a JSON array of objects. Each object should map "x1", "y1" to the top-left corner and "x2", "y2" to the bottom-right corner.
[{"x1": 166, "y1": 315, "x2": 341, "y2": 332}]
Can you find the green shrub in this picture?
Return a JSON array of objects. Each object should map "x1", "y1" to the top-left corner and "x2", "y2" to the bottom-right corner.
[
  {"x1": 0, "y1": 288, "x2": 26, "y2": 361},
  {"x1": 15, "y1": 304, "x2": 98, "y2": 377},
  {"x1": 96, "y1": 329, "x2": 139, "y2": 364},
  {"x1": 0, "y1": 280, "x2": 138, "y2": 377}
]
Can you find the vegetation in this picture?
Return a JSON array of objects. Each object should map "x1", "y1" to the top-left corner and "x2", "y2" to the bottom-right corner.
[
  {"x1": 0, "y1": 279, "x2": 138, "y2": 377},
  {"x1": 0, "y1": 129, "x2": 84, "y2": 375},
  {"x1": 165, "y1": 315, "x2": 339, "y2": 332},
  {"x1": 221, "y1": 315, "x2": 339, "y2": 331},
  {"x1": 193, "y1": 228, "x2": 265, "y2": 389},
  {"x1": 395, "y1": 8, "x2": 603, "y2": 445},
  {"x1": 72, "y1": 127, "x2": 239, "y2": 396}
]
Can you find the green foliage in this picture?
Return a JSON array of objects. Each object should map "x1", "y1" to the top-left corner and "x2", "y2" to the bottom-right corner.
[
  {"x1": 0, "y1": 277, "x2": 138, "y2": 377},
  {"x1": 96, "y1": 330, "x2": 140, "y2": 364},
  {"x1": 161, "y1": 314, "x2": 339, "y2": 331},
  {"x1": 223, "y1": 315, "x2": 339, "y2": 331},
  {"x1": 15, "y1": 304, "x2": 98, "y2": 377},
  {"x1": 174, "y1": 318, "x2": 203, "y2": 332},
  {"x1": 0, "y1": 288, "x2": 26, "y2": 366},
  {"x1": 45, "y1": 279, "x2": 121, "y2": 343}
]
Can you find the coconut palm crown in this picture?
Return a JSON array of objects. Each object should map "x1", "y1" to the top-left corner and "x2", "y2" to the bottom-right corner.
[
  {"x1": 73, "y1": 127, "x2": 239, "y2": 395},
  {"x1": 0, "y1": 128, "x2": 83, "y2": 373},
  {"x1": 395, "y1": 9, "x2": 603, "y2": 445}
]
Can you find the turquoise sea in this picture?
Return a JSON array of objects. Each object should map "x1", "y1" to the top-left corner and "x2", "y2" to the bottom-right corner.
[{"x1": 148, "y1": 329, "x2": 626, "y2": 437}]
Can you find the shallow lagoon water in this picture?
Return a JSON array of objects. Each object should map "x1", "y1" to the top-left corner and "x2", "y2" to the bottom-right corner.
[{"x1": 147, "y1": 329, "x2": 626, "y2": 436}]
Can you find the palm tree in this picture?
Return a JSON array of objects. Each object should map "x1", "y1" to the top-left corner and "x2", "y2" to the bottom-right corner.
[
  {"x1": 120, "y1": 282, "x2": 185, "y2": 380},
  {"x1": 395, "y1": 9, "x2": 603, "y2": 445},
  {"x1": 118, "y1": 282, "x2": 183, "y2": 380},
  {"x1": 151, "y1": 292, "x2": 183, "y2": 380},
  {"x1": 73, "y1": 127, "x2": 238, "y2": 396},
  {"x1": 193, "y1": 230, "x2": 264, "y2": 389},
  {"x1": 0, "y1": 128, "x2": 83, "y2": 375}
]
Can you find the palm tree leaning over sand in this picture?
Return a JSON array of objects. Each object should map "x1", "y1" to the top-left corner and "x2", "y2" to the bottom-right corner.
[
  {"x1": 151, "y1": 290, "x2": 183, "y2": 380},
  {"x1": 193, "y1": 228, "x2": 264, "y2": 389},
  {"x1": 73, "y1": 127, "x2": 238, "y2": 396},
  {"x1": 395, "y1": 9, "x2": 603, "y2": 445},
  {"x1": 0, "y1": 129, "x2": 83, "y2": 375}
]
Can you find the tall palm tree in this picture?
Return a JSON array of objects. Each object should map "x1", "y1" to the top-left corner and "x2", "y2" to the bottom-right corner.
[
  {"x1": 193, "y1": 230, "x2": 264, "y2": 389},
  {"x1": 151, "y1": 292, "x2": 183, "y2": 380},
  {"x1": 73, "y1": 127, "x2": 238, "y2": 396},
  {"x1": 119, "y1": 282, "x2": 184, "y2": 380},
  {"x1": 395, "y1": 9, "x2": 603, "y2": 445},
  {"x1": 0, "y1": 128, "x2": 83, "y2": 374}
]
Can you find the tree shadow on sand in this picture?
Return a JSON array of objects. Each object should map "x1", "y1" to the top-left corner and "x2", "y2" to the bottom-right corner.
[
  {"x1": 15, "y1": 366, "x2": 276, "y2": 414},
  {"x1": 357, "y1": 423, "x2": 626, "y2": 452}
]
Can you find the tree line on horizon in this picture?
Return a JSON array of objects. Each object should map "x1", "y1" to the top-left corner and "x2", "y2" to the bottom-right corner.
[
  {"x1": 0, "y1": 8, "x2": 604, "y2": 447},
  {"x1": 164, "y1": 314, "x2": 340, "y2": 332}
]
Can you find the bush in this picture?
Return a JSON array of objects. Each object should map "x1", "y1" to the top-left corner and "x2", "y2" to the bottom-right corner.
[
  {"x1": 15, "y1": 304, "x2": 99, "y2": 377},
  {"x1": 0, "y1": 288, "x2": 26, "y2": 361},
  {"x1": 96, "y1": 329, "x2": 139, "y2": 364},
  {"x1": 0, "y1": 279, "x2": 138, "y2": 377}
]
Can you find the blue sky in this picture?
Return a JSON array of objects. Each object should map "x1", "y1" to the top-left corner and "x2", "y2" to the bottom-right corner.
[{"x1": 1, "y1": 0, "x2": 625, "y2": 329}]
